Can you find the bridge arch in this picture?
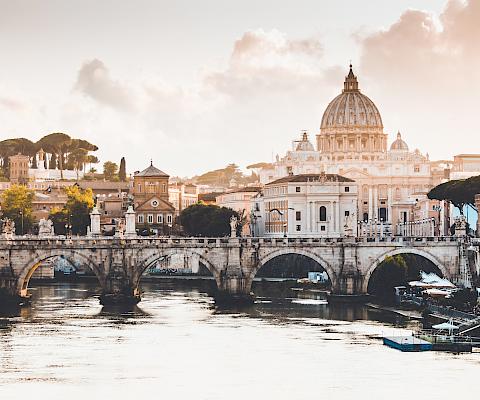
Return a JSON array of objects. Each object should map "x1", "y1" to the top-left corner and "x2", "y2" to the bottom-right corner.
[
  {"x1": 135, "y1": 249, "x2": 221, "y2": 289},
  {"x1": 17, "y1": 250, "x2": 104, "y2": 297},
  {"x1": 362, "y1": 247, "x2": 450, "y2": 294},
  {"x1": 253, "y1": 247, "x2": 337, "y2": 288}
]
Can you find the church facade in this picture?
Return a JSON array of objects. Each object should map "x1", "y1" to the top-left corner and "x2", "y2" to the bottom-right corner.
[{"x1": 256, "y1": 66, "x2": 449, "y2": 234}]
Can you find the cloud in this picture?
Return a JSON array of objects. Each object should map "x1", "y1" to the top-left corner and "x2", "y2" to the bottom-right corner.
[
  {"x1": 205, "y1": 29, "x2": 338, "y2": 99},
  {"x1": 357, "y1": 0, "x2": 480, "y2": 157},
  {"x1": 0, "y1": 97, "x2": 25, "y2": 111},
  {"x1": 74, "y1": 59, "x2": 134, "y2": 112}
]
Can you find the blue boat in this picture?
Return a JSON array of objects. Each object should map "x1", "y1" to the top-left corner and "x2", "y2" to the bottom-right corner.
[{"x1": 383, "y1": 336, "x2": 433, "y2": 352}]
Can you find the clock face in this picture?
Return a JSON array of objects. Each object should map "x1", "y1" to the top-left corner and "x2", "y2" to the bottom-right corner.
[{"x1": 151, "y1": 199, "x2": 159, "y2": 208}]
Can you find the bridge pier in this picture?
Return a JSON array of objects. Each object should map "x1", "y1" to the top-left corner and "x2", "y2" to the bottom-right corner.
[
  {"x1": 0, "y1": 274, "x2": 27, "y2": 306},
  {"x1": 99, "y1": 265, "x2": 140, "y2": 306},
  {"x1": 215, "y1": 266, "x2": 254, "y2": 305}
]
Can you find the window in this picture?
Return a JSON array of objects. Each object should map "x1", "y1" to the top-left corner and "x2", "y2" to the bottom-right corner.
[
  {"x1": 379, "y1": 208, "x2": 387, "y2": 221},
  {"x1": 295, "y1": 211, "x2": 301, "y2": 221},
  {"x1": 138, "y1": 214, "x2": 144, "y2": 223},
  {"x1": 344, "y1": 211, "x2": 350, "y2": 217},
  {"x1": 167, "y1": 214, "x2": 172, "y2": 224},
  {"x1": 345, "y1": 186, "x2": 350, "y2": 192},
  {"x1": 295, "y1": 186, "x2": 301, "y2": 193},
  {"x1": 137, "y1": 184, "x2": 142, "y2": 193},
  {"x1": 363, "y1": 213, "x2": 368, "y2": 222},
  {"x1": 321, "y1": 226, "x2": 326, "y2": 231},
  {"x1": 414, "y1": 165, "x2": 420, "y2": 173},
  {"x1": 157, "y1": 214, "x2": 163, "y2": 223},
  {"x1": 319, "y1": 206, "x2": 327, "y2": 221},
  {"x1": 296, "y1": 225, "x2": 301, "y2": 231},
  {"x1": 147, "y1": 214, "x2": 154, "y2": 224}
]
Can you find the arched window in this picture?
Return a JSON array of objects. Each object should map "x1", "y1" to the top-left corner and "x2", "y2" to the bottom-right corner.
[{"x1": 319, "y1": 206, "x2": 327, "y2": 222}]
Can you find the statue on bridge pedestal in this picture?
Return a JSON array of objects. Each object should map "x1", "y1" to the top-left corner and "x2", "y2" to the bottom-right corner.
[
  {"x1": 2, "y1": 218, "x2": 15, "y2": 239},
  {"x1": 230, "y1": 215, "x2": 238, "y2": 238},
  {"x1": 344, "y1": 214, "x2": 354, "y2": 237},
  {"x1": 38, "y1": 218, "x2": 54, "y2": 237},
  {"x1": 116, "y1": 218, "x2": 126, "y2": 238}
]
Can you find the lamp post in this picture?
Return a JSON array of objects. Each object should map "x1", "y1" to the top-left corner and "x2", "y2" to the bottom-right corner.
[{"x1": 19, "y1": 210, "x2": 24, "y2": 235}]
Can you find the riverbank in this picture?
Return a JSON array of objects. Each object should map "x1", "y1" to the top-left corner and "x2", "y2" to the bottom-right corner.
[{"x1": 365, "y1": 302, "x2": 423, "y2": 320}]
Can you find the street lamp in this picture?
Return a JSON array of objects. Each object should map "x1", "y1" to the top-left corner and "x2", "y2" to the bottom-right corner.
[{"x1": 19, "y1": 210, "x2": 24, "y2": 235}]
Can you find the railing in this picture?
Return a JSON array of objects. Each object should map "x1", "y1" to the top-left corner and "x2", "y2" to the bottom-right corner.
[{"x1": 0, "y1": 234, "x2": 463, "y2": 248}]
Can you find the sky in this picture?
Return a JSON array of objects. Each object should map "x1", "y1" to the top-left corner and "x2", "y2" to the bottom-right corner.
[{"x1": 0, "y1": 0, "x2": 478, "y2": 177}]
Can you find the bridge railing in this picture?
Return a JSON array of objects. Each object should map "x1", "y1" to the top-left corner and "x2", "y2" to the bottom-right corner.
[{"x1": 0, "y1": 234, "x2": 462, "y2": 247}]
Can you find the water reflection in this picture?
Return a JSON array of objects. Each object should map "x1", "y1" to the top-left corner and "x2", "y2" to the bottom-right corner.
[{"x1": 0, "y1": 280, "x2": 478, "y2": 400}]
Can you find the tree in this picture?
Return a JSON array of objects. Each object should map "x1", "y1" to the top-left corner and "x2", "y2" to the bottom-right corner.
[
  {"x1": 119, "y1": 157, "x2": 127, "y2": 181},
  {"x1": 103, "y1": 161, "x2": 118, "y2": 181},
  {"x1": 86, "y1": 155, "x2": 99, "y2": 172},
  {"x1": 428, "y1": 175, "x2": 480, "y2": 214},
  {"x1": 0, "y1": 185, "x2": 35, "y2": 234},
  {"x1": 37, "y1": 133, "x2": 71, "y2": 179},
  {"x1": 50, "y1": 185, "x2": 94, "y2": 235},
  {"x1": 179, "y1": 203, "x2": 242, "y2": 237}
]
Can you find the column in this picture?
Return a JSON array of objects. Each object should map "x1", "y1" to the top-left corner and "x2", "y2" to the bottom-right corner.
[
  {"x1": 90, "y1": 207, "x2": 101, "y2": 236},
  {"x1": 125, "y1": 206, "x2": 136, "y2": 237},
  {"x1": 329, "y1": 201, "x2": 334, "y2": 236},
  {"x1": 368, "y1": 186, "x2": 373, "y2": 221},
  {"x1": 387, "y1": 187, "x2": 393, "y2": 223},
  {"x1": 336, "y1": 200, "x2": 340, "y2": 236},
  {"x1": 373, "y1": 186, "x2": 378, "y2": 220}
]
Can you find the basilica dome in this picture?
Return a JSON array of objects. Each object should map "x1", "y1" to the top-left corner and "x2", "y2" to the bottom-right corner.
[
  {"x1": 390, "y1": 132, "x2": 409, "y2": 151},
  {"x1": 320, "y1": 65, "x2": 383, "y2": 130}
]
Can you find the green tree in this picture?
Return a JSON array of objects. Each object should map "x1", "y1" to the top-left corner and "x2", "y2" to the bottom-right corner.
[
  {"x1": 179, "y1": 202, "x2": 242, "y2": 237},
  {"x1": 0, "y1": 184, "x2": 35, "y2": 234},
  {"x1": 428, "y1": 175, "x2": 480, "y2": 214},
  {"x1": 69, "y1": 148, "x2": 88, "y2": 180},
  {"x1": 119, "y1": 157, "x2": 127, "y2": 181},
  {"x1": 103, "y1": 161, "x2": 118, "y2": 181},
  {"x1": 86, "y1": 155, "x2": 99, "y2": 172},
  {"x1": 49, "y1": 185, "x2": 94, "y2": 235},
  {"x1": 38, "y1": 133, "x2": 71, "y2": 179}
]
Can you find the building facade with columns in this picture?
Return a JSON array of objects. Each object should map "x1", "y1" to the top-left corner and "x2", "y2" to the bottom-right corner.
[
  {"x1": 256, "y1": 66, "x2": 449, "y2": 232},
  {"x1": 252, "y1": 173, "x2": 357, "y2": 238}
]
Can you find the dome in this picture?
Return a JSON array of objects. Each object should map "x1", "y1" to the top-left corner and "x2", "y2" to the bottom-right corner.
[
  {"x1": 390, "y1": 132, "x2": 409, "y2": 151},
  {"x1": 295, "y1": 132, "x2": 314, "y2": 151},
  {"x1": 320, "y1": 65, "x2": 383, "y2": 130}
]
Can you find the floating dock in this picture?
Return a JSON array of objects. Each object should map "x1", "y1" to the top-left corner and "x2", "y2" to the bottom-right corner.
[{"x1": 383, "y1": 336, "x2": 433, "y2": 352}]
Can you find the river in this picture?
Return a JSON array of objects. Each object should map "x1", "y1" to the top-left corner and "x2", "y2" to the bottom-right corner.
[{"x1": 0, "y1": 280, "x2": 478, "y2": 399}]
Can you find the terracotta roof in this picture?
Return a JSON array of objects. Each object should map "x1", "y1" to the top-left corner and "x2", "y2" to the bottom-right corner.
[{"x1": 267, "y1": 173, "x2": 354, "y2": 185}]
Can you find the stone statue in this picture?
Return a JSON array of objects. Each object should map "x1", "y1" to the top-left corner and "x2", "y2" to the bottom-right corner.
[
  {"x1": 2, "y1": 218, "x2": 15, "y2": 239},
  {"x1": 116, "y1": 218, "x2": 126, "y2": 238},
  {"x1": 230, "y1": 215, "x2": 238, "y2": 238},
  {"x1": 38, "y1": 218, "x2": 54, "y2": 237},
  {"x1": 344, "y1": 214, "x2": 354, "y2": 237}
]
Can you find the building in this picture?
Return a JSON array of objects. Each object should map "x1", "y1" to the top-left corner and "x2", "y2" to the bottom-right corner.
[
  {"x1": 133, "y1": 162, "x2": 175, "y2": 234},
  {"x1": 9, "y1": 154, "x2": 30, "y2": 185},
  {"x1": 169, "y1": 183, "x2": 198, "y2": 215},
  {"x1": 253, "y1": 173, "x2": 357, "y2": 237},
  {"x1": 256, "y1": 65, "x2": 454, "y2": 232}
]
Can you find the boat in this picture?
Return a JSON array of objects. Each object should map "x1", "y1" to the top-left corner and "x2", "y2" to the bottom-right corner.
[{"x1": 383, "y1": 336, "x2": 432, "y2": 352}]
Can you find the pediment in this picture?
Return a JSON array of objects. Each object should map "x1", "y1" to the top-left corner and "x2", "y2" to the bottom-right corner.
[
  {"x1": 136, "y1": 196, "x2": 175, "y2": 211},
  {"x1": 341, "y1": 168, "x2": 371, "y2": 179}
]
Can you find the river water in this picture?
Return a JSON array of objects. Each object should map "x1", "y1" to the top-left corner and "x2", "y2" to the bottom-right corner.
[{"x1": 0, "y1": 280, "x2": 478, "y2": 400}]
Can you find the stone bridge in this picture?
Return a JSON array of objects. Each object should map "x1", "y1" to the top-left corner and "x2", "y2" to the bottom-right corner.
[{"x1": 0, "y1": 235, "x2": 476, "y2": 306}]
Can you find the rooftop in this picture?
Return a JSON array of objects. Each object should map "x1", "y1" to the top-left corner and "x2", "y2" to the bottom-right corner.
[
  {"x1": 135, "y1": 161, "x2": 169, "y2": 177},
  {"x1": 267, "y1": 173, "x2": 355, "y2": 185}
]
